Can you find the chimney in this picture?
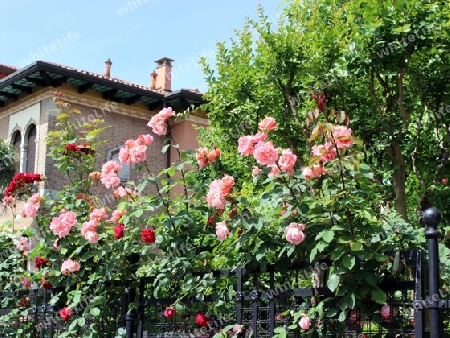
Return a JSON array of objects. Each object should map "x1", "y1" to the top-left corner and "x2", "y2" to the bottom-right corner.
[
  {"x1": 150, "y1": 71, "x2": 157, "y2": 90},
  {"x1": 154, "y1": 57, "x2": 173, "y2": 92},
  {"x1": 104, "y1": 58, "x2": 112, "y2": 77}
]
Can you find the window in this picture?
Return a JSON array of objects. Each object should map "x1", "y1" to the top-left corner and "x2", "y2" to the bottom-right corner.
[
  {"x1": 25, "y1": 124, "x2": 37, "y2": 173},
  {"x1": 11, "y1": 130, "x2": 21, "y2": 173},
  {"x1": 107, "y1": 147, "x2": 130, "y2": 181}
]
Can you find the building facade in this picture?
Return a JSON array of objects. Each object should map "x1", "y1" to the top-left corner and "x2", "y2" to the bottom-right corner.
[{"x1": 0, "y1": 58, "x2": 206, "y2": 227}]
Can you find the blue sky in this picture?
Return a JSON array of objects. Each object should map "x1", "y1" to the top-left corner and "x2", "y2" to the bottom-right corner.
[{"x1": 1, "y1": 0, "x2": 283, "y2": 92}]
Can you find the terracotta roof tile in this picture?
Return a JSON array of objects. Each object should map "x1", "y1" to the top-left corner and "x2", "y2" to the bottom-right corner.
[{"x1": 44, "y1": 61, "x2": 164, "y2": 94}]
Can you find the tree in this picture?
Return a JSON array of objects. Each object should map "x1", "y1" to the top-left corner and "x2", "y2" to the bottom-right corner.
[
  {"x1": 200, "y1": 0, "x2": 450, "y2": 221},
  {"x1": 0, "y1": 138, "x2": 17, "y2": 192}
]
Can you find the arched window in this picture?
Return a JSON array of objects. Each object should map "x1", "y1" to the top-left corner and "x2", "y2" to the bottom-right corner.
[
  {"x1": 25, "y1": 124, "x2": 37, "y2": 173},
  {"x1": 11, "y1": 130, "x2": 21, "y2": 173}
]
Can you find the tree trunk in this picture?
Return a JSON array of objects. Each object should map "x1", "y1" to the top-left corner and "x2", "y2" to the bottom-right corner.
[{"x1": 387, "y1": 142, "x2": 408, "y2": 219}]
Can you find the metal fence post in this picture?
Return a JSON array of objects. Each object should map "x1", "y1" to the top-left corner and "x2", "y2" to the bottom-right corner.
[
  {"x1": 125, "y1": 287, "x2": 136, "y2": 338},
  {"x1": 422, "y1": 207, "x2": 442, "y2": 337}
]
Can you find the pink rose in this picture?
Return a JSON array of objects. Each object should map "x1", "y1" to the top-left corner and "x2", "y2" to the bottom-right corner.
[
  {"x1": 158, "y1": 107, "x2": 175, "y2": 119},
  {"x1": 90, "y1": 208, "x2": 108, "y2": 222},
  {"x1": 102, "y1": 160, "x2": 122, "y2": 176},
  {"x1": 50, "y1": 211, "x2": 78, "y2": 238},
  {"x1": 16, "y1": 236, "x2": 30, "y2": 252},
  {"x1": 29, "y1": 193, "x2": 41, "y2": 204},
  {"x1": 278, "y1": 149, "x2": 297, "y2": 174},
  {"x1": 101, "y1": 173, "x2": 121, "y2": 189},
  {"x1": 285, "y1": 222, "x2": 306, "y2": 245},
  {"x1": 267, "y1": 164, "x2": 281, "y2": 177},
  {"x1": 20, "y1": 193, "x2": 41, "y2": 218},
  {"x1": 81, "y1": 220, "x2": 99, "y2": 236},
  {"x1": 311, "y1": 142, "x2": 337, "y2": 162},
  {"x1": 253, "y1": 141, "x2": 279, "y2": 166},
  {"x1": 196, "y1": 148, "x2": 209, "y2": 168},
  {"x1": 252, "y1": 132, "x2": 268, "y2": 143},
  {"x1": 215, "y1": 221, "x2": 230, "y2": 240},
  {"x1": 136, "y1": 134, "x2": 154, "y2": 146},
  {"x1": 302, "y1": 165, "x2": 327, "y2": 180},
  {"x1": 129, "y1": 144, "x2": 148, "y2": 164},
  {"x1": 207, "y1": 148, "x2": 221, "y2": 162},
  {"x1": 84, "y1": 231, "x2": 99, "y2": 244},
  {"x1": 89, "y1": 171, "x2": 101, "y2": 180},
  {"x1": 101, "y1": 161, "x2": 122, "y2": 188},
  {"x1": 330, "y1": 125, "x2": 353, "y2": 149},
  {"x1": 2, "y1": 195, "x2": 15, "y2": 206},
  {"x1": 207, "y1": 179, "x2": 226, "y2": 210},
  {"x1": 258, "y1": 117, "x2": 278, "y2": 131},
  {"x1": 220, "y1": 175, "x2": 235, "y2": 195},
  {"x1": 380, "y1": 304, "x2": 394, "y2": 323},
  {"x1": 59, "y1": 211, "x2": 78, "y2": 229},
  {"x1": 110, "y1": 209, "x2": 126, "y2": 223},
  {"x1": 61, "y1": 259, "x2": 81, "y2": 275},
  {"x1": 20, "y1": 202, "x2": 39, "y2": 218},
  {"x1": 237, "y1": 135, "x2": 255, "y2": 156},
  {"x1": 299, "y1": 315, "x2": 311, "y2": 330},
  {"x1": 252, "y1": 166, "x2": 262, "y2": 177},
  {"x1": 21, "y1": 277, "x2": 32, "y2": 289},
  {"x1": 148, "y1": 114, "x2": 168, "y2": 136}
]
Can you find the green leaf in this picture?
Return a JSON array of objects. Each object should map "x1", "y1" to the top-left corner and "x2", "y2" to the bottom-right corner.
[
  {"x1": 167, "y1": 167, "x2": 176, "y2": 177},
  {"x1": 343, "y1": 255, "x2": 355, "y2": 270},
  {"x1": 90, "y1": 307, "x2": 101, "y2": 317},
  {"x1": 350, "y1": 242, "x2": 363, "y2": 251},
  {"x1": 161, "y1": 144, "x2": 171, "y2": 153},
  {"x1": 322, "y1": 230, "x2": 334, "y2": 243},
  {"x1": 371, "y1": 287, "x2": 387, "y2": 304},
  {"x1": 134, "y1": 209, "x2": 144, "y2": 218},
  {"x1": 338, "y1": 310, "x2": 347, "y2": 322},
  {"x1": 327, "y1": 273, "x2": 340, "y2": 292}
]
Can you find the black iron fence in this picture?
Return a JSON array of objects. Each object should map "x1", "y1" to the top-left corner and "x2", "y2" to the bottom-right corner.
[
  {"x1": 0, "y1": 208, "x2": 449, "y2": 337},
  {"x1": 127, "y1": 252, "x2": 420, "y2": 337}
]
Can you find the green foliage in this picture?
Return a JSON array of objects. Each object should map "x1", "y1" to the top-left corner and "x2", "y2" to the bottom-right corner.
[
  {"x1": 1, "y1": 0, "x2": 449, "y2": 335},
  {"x1": 0, "y1": 138, "x2": 17, "y2": 192}
]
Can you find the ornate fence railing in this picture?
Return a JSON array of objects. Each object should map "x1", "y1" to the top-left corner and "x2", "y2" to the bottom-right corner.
[
  {"x1": 1, "y1": 208, "x2": 450, "y2": 337},
  {"x1": 127, "y1": 251, "x2": 421, "y2": 338},
  {"x1": 0, "y1": 249, "x2": 447, "y2": 338}
]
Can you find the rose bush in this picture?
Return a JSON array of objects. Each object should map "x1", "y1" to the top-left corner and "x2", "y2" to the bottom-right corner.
[{"x1": 0, "y1": 90, "x2": 424, "y2": 336}]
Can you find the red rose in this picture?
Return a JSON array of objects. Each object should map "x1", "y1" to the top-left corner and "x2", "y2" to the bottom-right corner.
[
  {"x1": 36, "y1": 257, "x2": 49, "y2": 269},
  {"x1": 59, "y1": 307, "x2": 73, "y2": 321},
  {"x1": 141, "y1": 229, "x2": 156, "y2": 244},
  {"x1": 18, "y1": 296, "x2": 28, "y2": 307},
  {"x1": 64, "y1": 143, "x2": 80, "y2": 152},
  {"x1": 195, "y1": 313, "x2": 208, "y2": 327},
  {"x1": 41, "y1": 280, "x2": 52, "y2": 289},
  {"x1": 79, "y1": 144, "x2": 95, "y2": 155},
  {"x1": 442, "y1": 178, "x2": 447, "y2": 185},
  {"x1": 4, "y1": 173, "x2": 43, "y2": 195},
  {"x1": 114, "y1": 224, "x2": 125, "y2": 239},
  {"x1": 207, "y1": 217, "x2": 213, "y2": 226},
  {"x1": 163, "y1": 307, "x2": 177, "y2": 319}
]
